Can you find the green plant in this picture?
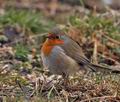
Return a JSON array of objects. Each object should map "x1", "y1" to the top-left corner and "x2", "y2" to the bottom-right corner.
[
  {"x1": 69, "y1": 15, "x2": 120, "y2": 40},
  {"x1": 14, "y1": 44, "x2": 29, "y2": 61},
  {"x1": 0, "y1": 9, "x2": 55, "y2": 33}
]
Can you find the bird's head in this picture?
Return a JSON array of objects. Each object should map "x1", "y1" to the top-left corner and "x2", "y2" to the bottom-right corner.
[
  {"x1": 45, "y1": 27, "x2": 67, "y2": 46},
  {"x1": 46, "y1": 33, "x2": 64, "y2": 46},
  {"x1": 41, "y1": 28, "x2": 65, "y2": 56}
]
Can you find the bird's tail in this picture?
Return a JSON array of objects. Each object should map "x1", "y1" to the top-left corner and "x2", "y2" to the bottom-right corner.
[{"x1": 87, "y1": 63, "x2": 120, "y2": 74}]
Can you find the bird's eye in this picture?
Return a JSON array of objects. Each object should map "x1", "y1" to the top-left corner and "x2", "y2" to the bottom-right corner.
[
  {"x1": 47, "y1": 34, "x2": 60, "y2": 39},
  {"x1": 55, "y1": 36, "x2": 59, "y2": 39}
]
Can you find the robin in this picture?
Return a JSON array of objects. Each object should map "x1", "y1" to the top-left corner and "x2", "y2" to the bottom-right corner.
[{"x1": 41, "y1": 27, "x2": 120, "y2": 78}]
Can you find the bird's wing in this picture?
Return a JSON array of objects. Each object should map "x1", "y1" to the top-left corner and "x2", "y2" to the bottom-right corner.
[
  {"x1": 60, "y1": 36, "x2": 90, "y2": 65},
  {"x1": 60, "y1": 36, "x2": 97, "y2": 72},
  {"x1": 60, "y1": 36, "x2": 120, "y2": 73}
]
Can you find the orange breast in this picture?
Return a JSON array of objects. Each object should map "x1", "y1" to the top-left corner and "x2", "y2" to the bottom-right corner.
[
  {"x1": 41, "y1": 39, "x2": 64, "y2": 56},
  {"x1": 41, "y1": 40, "x2": 53, "y2": 56}
]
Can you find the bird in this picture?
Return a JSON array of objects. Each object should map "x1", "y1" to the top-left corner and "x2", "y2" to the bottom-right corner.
[{"x1": 41, "y1": 27, "x2": 120, "y2": 78}]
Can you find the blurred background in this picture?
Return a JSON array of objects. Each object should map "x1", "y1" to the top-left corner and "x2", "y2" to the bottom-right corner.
[{"x1": 0, "y1": 0, "x2": 120, "y2": 102}]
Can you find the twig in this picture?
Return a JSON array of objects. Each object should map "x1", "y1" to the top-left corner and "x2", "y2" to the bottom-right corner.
[
  {"x1": 4, "y1": 33, "x2": 47, "y2": 46},
  {"x1": 0, "y1": 67, "x2": 7, "y2": 74},
  {"x1": 15, "y1": 79, "x2": 27, "y2": 97},
  {"x1": 29, "y1": 90, "x2": 35, "y2": 98},
  {"x1": 30, "y1": 33, "x2": 47, "y2": 39},
  {"x1": 30, "y1": 77, "x2": 44, "y2": 98},
  {"x1": 0, "y1": 64, "x2": 11, "y2": 74},
  {"x1": 53, "y1": 85, "x2": 63, "y2": 102},
  {"x1": 0, "y1": 47, "x2": 12, "y2": 52},
  {"x1": 80, "y1": 95, "x2": 116, "y2": 102},
  {"x1": 102, "y1": 34, "x2": 120, "y2": 45},
  {"x1": 92, "y1": 36, "x2": 98, "y2": 64},
  {"x1": 98, "y1": 53, "x2": 120, "y2": 64}
]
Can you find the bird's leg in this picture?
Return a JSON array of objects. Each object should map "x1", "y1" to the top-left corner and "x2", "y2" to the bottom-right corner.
[{"x1": 62, "y1": 73, "x2": 70, "y2": 86}]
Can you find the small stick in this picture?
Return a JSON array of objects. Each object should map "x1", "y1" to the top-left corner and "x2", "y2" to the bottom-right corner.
[
  {"x1": 80, "y1": 95, "x2": 116, "y2": 102},
  {"x1": 102, "y1": 34, "x2": 120, "y2": 45}
]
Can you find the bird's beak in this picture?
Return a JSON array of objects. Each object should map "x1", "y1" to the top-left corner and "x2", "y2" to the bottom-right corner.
[
  {"x1": 46, "y1": 33, "x2": 53, "y2": 38},
  {"x1": 45, "y1": 35, "x2": 49, "y2": 38}
]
